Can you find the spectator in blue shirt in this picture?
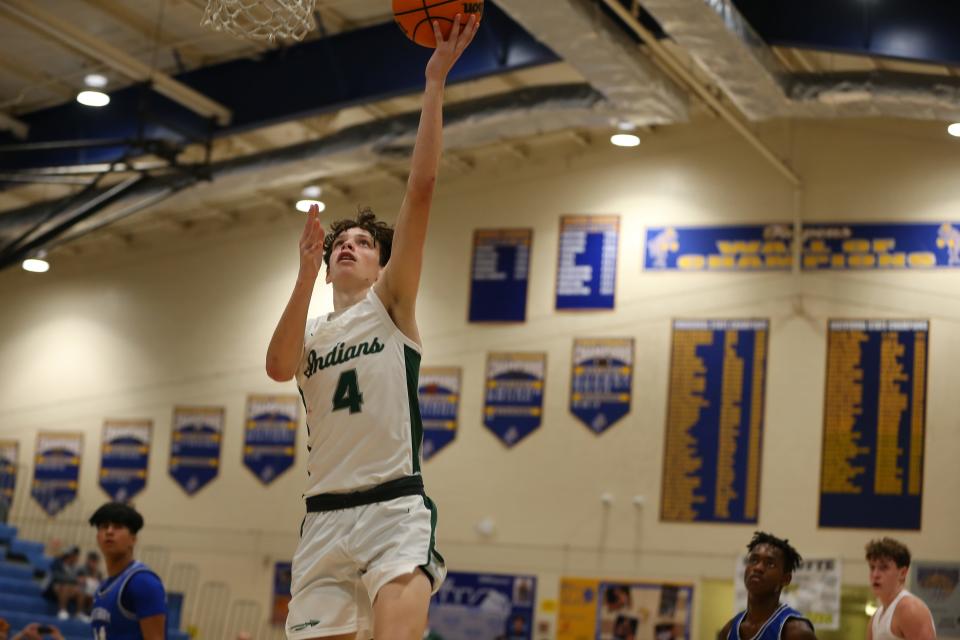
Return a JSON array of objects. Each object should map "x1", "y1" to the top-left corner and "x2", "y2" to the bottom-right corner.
[{"x1": 88, "y1": 503, "x2": 166, "y2": 640}]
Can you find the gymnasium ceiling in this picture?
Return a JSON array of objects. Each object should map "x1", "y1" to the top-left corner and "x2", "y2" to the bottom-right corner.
[{"x1": 2, "y1": 0, "x2": 960, "y2": 269}]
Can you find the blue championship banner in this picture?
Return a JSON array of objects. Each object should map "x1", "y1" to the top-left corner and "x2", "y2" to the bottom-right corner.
[
  {"x1": 429, "y1": 571, "x2": 537, "y2": 640},
  {"x1": 570, "y1": 338, "x2": 634, "y2": 435},
  {"x1": 418, "y1": 367, "x2": 461, "y2": 461},
  {"x1": 556, "y1": 215, "x2": 619, "y2": 310},
  {"x1": 911, "y1": 561, "x2": 960, "y2": 637},
  {"x1": 644, "y1": 224, "x2": 794, "y2": 271},
  {"x1": 99, "y1": 420, "x2": 151, "y2": 502},
  {"x1": 661, "y1": 320, "x2": 770, "y2": 524},
  {"x1": 271, "y1": 561, "x2": 293, "y2": 625},
  {"x1": 170, "y1": 406, "x2": 224, "y2": 495},
  {"x1": 484, "y1": 353, "x2": 546, "y2": 448},
  {"x1": 803, "y1": 222, "x2": 960, "y2": 269},
  {"x1": 819, "y1": 320, "x2": 928, "y2": 530},
  {"x1": 32, "y1": 432, "x2": 82, "y2": 517},
  {"x1": 243, "y1": 395, "x2": 298, "y2": 484},
  {"x1": 0, "y1": 440, "x2": 18, "y2": 510},
  {"x1": 469, "y1": 229, "x2": 532, "y2": 323}
]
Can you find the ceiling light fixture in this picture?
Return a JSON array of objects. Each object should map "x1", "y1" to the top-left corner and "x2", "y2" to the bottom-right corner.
[
  {"x1": 947, "y1": 123, "x2": 960, "y2": 137},
  {"x1": 301, "y1": 185, "x2": 323, "y2": 199},
  {"x1": 77, "y1": 90, "x2": 110, "y2": 107},
  {"x1": 296, "y1": 199, "x2": 325, "y2": 213},
  {"x1": 84, "y1": 73, "x2": 108, "y2": 88},
  {"x1": 22, "y1": 251, "x2": 50, "y2": 273},
  {"x1": 611, "y1": 133, "x2": 641, "y2": 147}
]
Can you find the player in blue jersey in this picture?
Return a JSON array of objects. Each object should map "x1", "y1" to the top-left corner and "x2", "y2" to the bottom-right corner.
[
  {"x1": 720, "y1": 532, "x2": 818, "y2": 640},
  {"x1": 88, "y1": 503, "x2": 167, "y2": 640}
]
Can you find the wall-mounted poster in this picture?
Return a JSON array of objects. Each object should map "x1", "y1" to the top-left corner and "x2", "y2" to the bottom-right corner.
[
  {"x1": 469, "y1": 229, "x2": 532, "y2": 323},
  {"x1": 483, "y1": 353, "x2": 546, "y2": 448},
  {"x1": 735, "y1": 557, "x2": 842, "y2": 630},
  {"x1": 33, "y1": 432, "x2": 82, "y2": 516},
  {"x1": 428, "y1": 571, "x2": 537, "y2": 640},
  {"x1": 557, "y1": 577, "x2": 693, "y2": 640},
  {"x1": 419, "y1": 367, "x2": 461, "y2": 461},
  {"x1": 170, "y1": 406, "x2": 224, "y2": 495},
  {"x1": 243, "y1": 395, "x2": 298, "y2": 484},
  {"x1": 99, "y1": 419, "x2": 151, "y2": 502},
  {"x1": 556, "y1": 215, "x2": 619, "y2": 310},
  {"x1": 570, "y1": 338, "x2": 633, "y2": 435},
  {"x1": 271, "y1": 561, "x2": 292, "y2": 625},
  {"x1": 911, "y1": 561, "x2": 960, "y2": 637},
  {"x1": 819, "y1": 320, "x2": 928, "y2": 530}
]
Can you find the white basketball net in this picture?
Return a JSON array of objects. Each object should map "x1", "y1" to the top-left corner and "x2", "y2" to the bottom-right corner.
[{"x1": 202, "y1": 0, "x2": 317, "y2": 42}]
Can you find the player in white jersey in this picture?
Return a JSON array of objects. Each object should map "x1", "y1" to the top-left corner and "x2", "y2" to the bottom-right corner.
[
  {"x1": 265, "y1": 14, "x2": 479, "y2": 640},
  {"x1": 865, "y1": 538, "x2": 936, "y2": 640}
]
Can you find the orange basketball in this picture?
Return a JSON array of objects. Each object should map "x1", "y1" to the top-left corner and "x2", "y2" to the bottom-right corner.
[{"x1": 393, "y1": 0, "x2": 483, "y2": 48}]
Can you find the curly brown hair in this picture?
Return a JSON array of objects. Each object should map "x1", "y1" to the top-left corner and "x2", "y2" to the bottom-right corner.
[
  {"x1": 865, "y1": 538, "x2": 911, "y2": 568},
  {"x1": 323, "y1": 207, "x2": 393, "y2": 267}
]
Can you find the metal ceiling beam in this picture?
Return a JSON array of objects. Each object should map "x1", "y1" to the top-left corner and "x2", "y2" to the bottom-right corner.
[
  {"x1": 0, "y1": 0, "x2": 232, "y2": 125},
  {"x1": 0, "y1": 112, "x2": 28, "y2": 140}
]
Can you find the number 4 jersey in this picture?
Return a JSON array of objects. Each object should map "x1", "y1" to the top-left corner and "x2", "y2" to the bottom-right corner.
[{"x1": 296, "y1": 288, "x2": 425, "y2": 496}]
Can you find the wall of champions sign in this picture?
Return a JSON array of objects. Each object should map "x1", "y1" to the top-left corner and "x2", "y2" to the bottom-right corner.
[
  {"x1": 243, "y1": 395, "x2": 299, "y2": 484},
  {"x1": 33, "y1": 432, "x2": 82, "y2": 516},
  {"x1": 469, "y1": 229, "x2": 532, "y2": 323},
  {"x1": 169, "y1": 406, "x2": 224, "y2": 495},
  {"x1": 556, "y1": 215, "x2": 619, "y2": 310},
  {"x1": 418, "y1": 367, "x2": 461, "y2": 461},
  {"x1": 484, "y1": 353, "x2": 546, "y2": 448},
  {"x1": 661, "y1": 319, "x2": 770, "y2": 524},
  {"x1": 99, "y1": 419, "x2": 151, "y2": 502},
  {"x1": 819, "y1": 320, "x2": 929, "y2": 530},
  {"x1": 570, "y1": 338, "x2": 634, "y2": 434}
]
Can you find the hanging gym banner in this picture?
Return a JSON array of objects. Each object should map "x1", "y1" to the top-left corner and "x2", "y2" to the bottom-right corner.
[
  {"x1": 644, "y1": 224, "x2": 794, "y2": 271},
  {"x1": 0, "y1": 440, "x2": 18, "y2": 510},
  {"x1": 802, "y1": 222, "x2": 960, "y2": 269},
  {"x1": 169, "y1": 406, "x2": 224, "y2": 496},
  {"x1": 819, "y1": 320, "x2": 928, "y2": 530},
  {"x1": 469, "y1": 228, "x2": 533, "y2": 323},
  {"x1": 570, "y1": 337, "x2": 634, "y2": 435},
  {"x1": 428, "y1": 571, "x2": 537, "y2": 640},
  {"x1": 418, "y1": 367, "x2": 461, "y2": 461},
  {"x1": 243, "y1": 395, "x2": 298, "y2": 485},
  {"x1": 735, "y1": 557, "x2": 842, "y2": 630},
  {"x1": 557, "y1": 578, "x2": 694, "y2": 640},
  {"x1": 99, "y1": 419, "x2": 151, "y2": 502},
  {"x1": 32, "y1": 432, "x2": 82, "y2": 517},
  {"x1": 556, "y1": 215, "x2": 619, "y2": 310},
  {"x1": 483, "y1": 352, "x2": 546, "y2": 448},
  {"x1": 661, "y1": 319, "x2": 770, "y2": 524}
]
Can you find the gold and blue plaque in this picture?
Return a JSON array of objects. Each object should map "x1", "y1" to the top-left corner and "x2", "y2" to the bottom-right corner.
[{"x1": 661, "y1": 320, "x2": 770, "y2": 524}]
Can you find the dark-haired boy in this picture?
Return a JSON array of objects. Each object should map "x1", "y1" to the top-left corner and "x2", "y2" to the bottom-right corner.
[
  {"x1": 88, "y1": 502, "x2": 166, "y2": 640},
  {"x1": 865, "y1": 538, "x2": 935, "y2": 640},
  {"x1": 720, "y1": 532, "x2": 818, "y2": 640},
  {"x1": 264, "y1": 13, "x2": 479, "y2": 640}
]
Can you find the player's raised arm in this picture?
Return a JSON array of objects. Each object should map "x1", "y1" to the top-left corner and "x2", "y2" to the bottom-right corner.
[
  {"x1": 376, "y1": 14, "x2": 479, "y2": 315},
  {"x1": 266, "y1": 204, "x2": 325, "y2": 381}
]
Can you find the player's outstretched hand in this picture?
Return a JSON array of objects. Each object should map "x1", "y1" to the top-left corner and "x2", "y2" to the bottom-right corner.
[
  {"x1": 426, "y1": 14, "x2": 479, "y2": 83},
  {"x1": 298, "y1": 203, "x2": 325, "y2": 281}
]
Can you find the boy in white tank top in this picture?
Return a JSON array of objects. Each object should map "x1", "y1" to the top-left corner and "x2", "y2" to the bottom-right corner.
[
  {"x1": 865, "y1": 538, "x2": 936, "y2": 640},
  {"x1": 265, "y1": 15, "x2": 480, "y2": 640}
]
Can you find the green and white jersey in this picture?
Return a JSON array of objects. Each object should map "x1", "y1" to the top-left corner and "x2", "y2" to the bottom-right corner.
[{"x1": 296, "y1": 288, "x2": 424, "y2": 496}]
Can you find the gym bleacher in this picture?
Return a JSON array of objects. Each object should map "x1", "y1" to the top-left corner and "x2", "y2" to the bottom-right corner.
[{"x1": 0, "y1": 523, "x2": 188, "y2": 640}]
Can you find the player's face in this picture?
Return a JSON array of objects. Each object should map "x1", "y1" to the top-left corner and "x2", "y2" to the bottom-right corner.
[
  {"x1": 744, "y1": 544, "x2": 790, "y2": 596},
  {"x1": 326, "y1": 228, "x2": 381, "y2": 287},
  {"x1": 96, "y1": 522, "x2": 135, "y2": 557},
  {"x1": 868, "y1": 557, "x2": 907, "y2": 600}
]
